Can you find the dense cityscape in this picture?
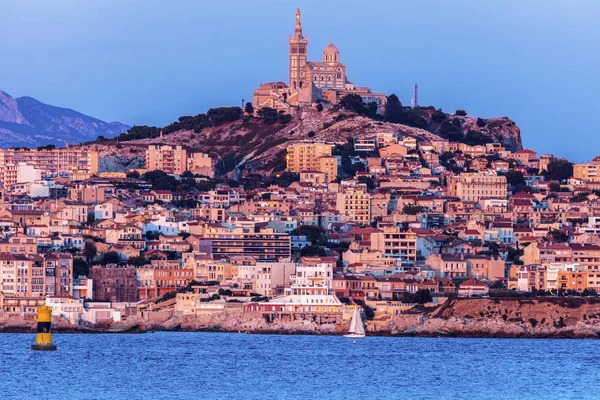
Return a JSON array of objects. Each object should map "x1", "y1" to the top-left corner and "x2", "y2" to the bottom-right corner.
[{"x1": 1, "y1": 9, "x2": 599, "y2": 340}]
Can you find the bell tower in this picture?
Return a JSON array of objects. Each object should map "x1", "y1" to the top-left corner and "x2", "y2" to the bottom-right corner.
[{"x1": 289, "y1": 9, "x2": 308, "y2": 90}]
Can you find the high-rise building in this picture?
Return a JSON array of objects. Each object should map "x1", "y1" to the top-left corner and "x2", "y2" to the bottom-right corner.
[
  {"x1": 336, "y1": 186, "x2": 372, "y2": 225},
  {"x1": 286, "y1": 142, "x2": 335, "y2": 175},
  {"x1": 145, "y1": 145, "x2": 187, "y2": 174}
]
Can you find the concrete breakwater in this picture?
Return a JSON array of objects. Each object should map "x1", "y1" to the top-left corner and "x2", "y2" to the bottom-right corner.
[{"x1": 3, "y1": 298, "x2": 600, "y2": 338}]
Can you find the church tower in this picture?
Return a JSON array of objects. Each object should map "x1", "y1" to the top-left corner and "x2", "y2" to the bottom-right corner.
[{"x1": 289, "y1": 9, "x2": 308, "y2": 90}]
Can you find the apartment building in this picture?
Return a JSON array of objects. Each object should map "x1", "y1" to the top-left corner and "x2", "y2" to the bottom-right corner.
[
  {"x1": 286, "y1": 142, "x2": 336, "y2": 177},
  {"x1": 573, "y1": 157, "x2": 600, "y2": 182},
  {"x1": 336, "y1": 186, "x2": 371, "y2": 225},
  {"x1": 91, "y1": 264, "x2": 138, "y2": 302},
  {"x1": 199, "y1": 228, "x2": 291, "y2": 259},
  {"x1": 145, "y1": 145, "x2": 187, "y2": 174},
  {"x1": 187, "y1": 152, "x2": 214, "y2": 178},
  {"x1": 0, "y1": 253, "x2": 73, "y2": 299},
  {"x1": 0, "y1": 148, "x2": 98, "y2": 186},
  {"x1": 370, "y1": 227, "x2": 417, "y2": 265},
  {"x1": 447, "y1": 172, "x2": 508, "y2": 202}
]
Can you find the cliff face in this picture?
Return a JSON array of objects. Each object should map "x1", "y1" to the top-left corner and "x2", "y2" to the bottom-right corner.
[
  {"x1": 0, "y1": 90, "x2": 129, "y2": 147},
  {"x1": 89, "y1": 106, "x2": 523, "y2": 177},
  {"x1": 417, "y1": 108, "x2": 522, "y2": 152},
  {"x1": 379, "y1": 298, "x2": 600, "y2": 339}
]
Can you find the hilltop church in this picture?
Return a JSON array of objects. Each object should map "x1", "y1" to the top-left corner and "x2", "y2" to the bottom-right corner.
[{"x1": 252, "y1": 9, "x2": 386, "y2": 113}]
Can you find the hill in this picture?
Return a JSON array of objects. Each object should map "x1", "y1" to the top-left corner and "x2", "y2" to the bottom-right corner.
[
  {"x1": 87, "y1": 103, "x2": 522, "y2": 178},
  {"x1": 0, "y1": 90, "x2": 129, "y2": 147}
]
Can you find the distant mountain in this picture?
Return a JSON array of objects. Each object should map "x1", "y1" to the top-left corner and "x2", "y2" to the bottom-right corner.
[{"x1": 0, "y1": 90, "x2": 129, "y2": 148}]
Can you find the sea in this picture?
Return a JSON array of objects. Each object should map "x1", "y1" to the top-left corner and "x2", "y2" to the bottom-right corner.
[{"x1": 1, "y1": 332, "x2": 598, "y2": 400}]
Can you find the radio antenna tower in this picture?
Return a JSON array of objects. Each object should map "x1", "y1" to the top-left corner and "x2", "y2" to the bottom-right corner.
[{"x1": 411, "y1": 83, "x2": 419, "y2": 108}]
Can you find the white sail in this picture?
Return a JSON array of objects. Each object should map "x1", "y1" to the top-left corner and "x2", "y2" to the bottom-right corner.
[
  {"x1": 354, "y1": 308, "x2": 365, "y2": 336},
  {"x1": 346, "y1": 307, "x2": 365, "y2": 337}
]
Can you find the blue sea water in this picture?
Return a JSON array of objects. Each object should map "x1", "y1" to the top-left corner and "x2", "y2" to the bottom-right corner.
[{"x1": 1, "y1": 332, "x2": 599, "y2": 400}]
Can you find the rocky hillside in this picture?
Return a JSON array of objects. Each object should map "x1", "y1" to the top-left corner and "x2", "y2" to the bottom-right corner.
[
  {"x1": 0, "y1": 90, "x2": 129, "y2": 147},
  {"x1": 88, "y1": 106, "x2": 523, "y2": 177},
  {"x1": 379, "y1": 297, "x2": 600, "y2": 338},
  {"x1": 417, "y1": 107, "x2": 522, "y2": 152}
]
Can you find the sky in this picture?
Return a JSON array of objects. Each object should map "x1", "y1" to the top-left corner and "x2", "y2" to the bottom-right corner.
[{"x1": 1, "y1": 0, "x2": 599, "y2": 161}]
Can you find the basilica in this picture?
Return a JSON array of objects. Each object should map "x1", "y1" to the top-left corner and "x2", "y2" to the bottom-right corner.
[{"x1": 252, "y1": 9, "x2": 386, "y2": 113}]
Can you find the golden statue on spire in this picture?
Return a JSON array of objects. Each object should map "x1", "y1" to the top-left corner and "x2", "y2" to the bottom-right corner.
[{"x1": 296, "y1": 8, "x2": 301, "y2": 25}]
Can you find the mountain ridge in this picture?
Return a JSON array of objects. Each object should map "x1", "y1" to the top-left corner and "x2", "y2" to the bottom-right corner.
[{"x1": 0, "y1": 90, "x2": 129, "y2": 148}]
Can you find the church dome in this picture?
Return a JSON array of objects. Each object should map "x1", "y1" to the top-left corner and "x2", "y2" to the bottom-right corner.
[{"x1": 323, "y1": 42, "x2": 340, "y2": 63}]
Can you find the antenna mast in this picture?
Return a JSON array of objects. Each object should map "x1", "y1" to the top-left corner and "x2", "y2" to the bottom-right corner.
[{"x1": 411, "y1": 83, "x2": 419, "y2": 108}]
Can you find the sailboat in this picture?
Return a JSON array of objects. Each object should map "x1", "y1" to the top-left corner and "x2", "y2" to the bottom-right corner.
[{"x1": 345, "y1": 306, "x2": 366, "y2": 338}]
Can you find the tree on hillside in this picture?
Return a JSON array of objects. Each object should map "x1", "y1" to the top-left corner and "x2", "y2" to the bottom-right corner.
[
  {"x1": 300, "y1": 245, "x2": 326, "y2": 257},
  {"x1": 403, "y1": 204, "x2": 425, "y2": 215},
  {"x1": 357, "y1": 175, "x2": 376, "y2": 191},
  {"x1": 292, "y1": 225, "x2": 326, "y2": 245},
  {"x1": 504, "y1": 171, "x2": 526, "y2": 187},
  {"x1": 384, "y1": 94, "x2": 403, "y2": 123},
  {"x1": 257, "y1": 107, "x2": 279, "y2": 124},
  {"x1": 414, "y1": 289, "x2": 433, "y2": 304},
  {"x1": 84, "y1": 242, "x2": 98, "y2": 264},
  {"x1": 127, "y1": 256, "x2": 150, "y2": 267},
  {"x1": 142, "y1": 170, "x2": 180, "y2": 191},
  {"x1": 340, "y1": 94, "x2": 366, "y2": 114},
  {"x1": 543, "y1": 159, "x2": 573, "y2": 182},
  {"x1": 101, "y1": 251, "x2": 121, "y2": 265},
  {"x1": 455, "y1": 109, "x2": 467, "y2": 116},
  {"x1": 245, "y1": 102, "x2": 254, "y2": 115},
  {"x1": 547, "y1": 229, "x2": 569, "y2": 243},
  {"x1": 73, "y1": 258, "x2": 89, "y2": 277}
]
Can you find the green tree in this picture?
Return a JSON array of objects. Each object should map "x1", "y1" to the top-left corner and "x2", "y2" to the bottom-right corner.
[
  {"x1": 414, "y1": 289, "x2": 433, "y2": 304},
  {"x1": 549, "y1": 182, "x2": 561, "y2": 192},
  {"x1": 543, "y1": 159, "x2": 573, "y2": 182},
  {"x1": 101, "y1": 251, "x2": 121, "y2": 265},
  {"x1": 431, "y1": 109, "x2": 447, "y2": 123},
  {"x1": 316, "y1": 103, "x2": 324, "y2": 112},
  {"x1": 455, "y1": 109, "x2": 467, "y2": 116},
  {"x1": 403, "y1": 204, "x2": 425, "y2": 215},
  {"x1": 384, "y1": 94, "x2": 403, "y2": 123},
  {"x1": 84, "y1": 242, "x2": 98, "y2": 264},
  {"x1": 547, "y1": 229, "x2": 569, "y2": 243},
  {"x1": 357, "y1": 175, "x2": 376, "y2": 191},
  {"x1": 245, "y1": 102, "x2": 254, "y2": 115},
  {"x1": 504, "y1": 171, "x2": 526, "y2": 187},
  {"x1": 127, "y1": 256, "x2": 150, "y2": 266},
  {"x1": 292, "y1": 225, "x2": 326, "y2": 245},
  {"x1": 340, "y1": 94, "x2": 367, "y2": 114},
  {"x1": 73, "y1": 258, "x2": 89, "y2": 277},
  {"x1": 257, "y1": 107, "x2": 279, "y2": 124},
  {"x1": 300, "y1": 245, "x2": 326, "y2": 257}
]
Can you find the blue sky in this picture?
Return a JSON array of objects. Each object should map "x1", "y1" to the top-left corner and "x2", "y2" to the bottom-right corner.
[{"x1": 1, "y1": 0, "x2": 598, "y2": 160}]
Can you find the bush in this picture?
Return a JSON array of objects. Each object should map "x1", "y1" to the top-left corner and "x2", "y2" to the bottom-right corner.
[
  {"x1": 431, "y1": 109, "x2": 447, "y2": 123},
  {"x1": 528, "y1": 318, "x2": 538, "y2": 328},
  {"x1": 455, "y1": 109, "x2": 467, "y2": 116},
  {"x1": 476, "y1": 118, "x2": 487, "y2": 127}
]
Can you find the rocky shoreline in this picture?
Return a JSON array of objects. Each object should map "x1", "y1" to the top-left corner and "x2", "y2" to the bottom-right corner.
[{"x1": 4, "y1": 298, "x2": 600, "y2": 339}]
